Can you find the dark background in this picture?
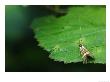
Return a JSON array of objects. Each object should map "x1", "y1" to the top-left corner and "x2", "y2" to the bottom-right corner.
[{"x1": 5, "y1": 5, "x2": 106, "y2": 72}]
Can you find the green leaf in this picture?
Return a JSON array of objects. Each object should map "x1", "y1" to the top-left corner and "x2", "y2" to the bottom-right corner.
[{"x1": 32, "y1": 6, "x2": 106, "y2": 64}]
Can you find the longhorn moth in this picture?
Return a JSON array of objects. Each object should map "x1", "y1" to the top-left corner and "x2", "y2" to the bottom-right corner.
[{"x1": 79, "y1": 40, "x2": 94, "y2": 64}]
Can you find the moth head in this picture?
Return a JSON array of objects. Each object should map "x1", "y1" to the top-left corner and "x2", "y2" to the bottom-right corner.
[
  {"x1": 79, "y1": 44, "x2": 82, "y2": 47},
  {"x1": 79, "y1": 39, "x2": 83, "y2": 46}
]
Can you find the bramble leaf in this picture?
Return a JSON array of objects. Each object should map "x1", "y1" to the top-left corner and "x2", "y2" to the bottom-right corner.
[{"x1": 32, "y1": 6, "x2": 106, "y2": 64}]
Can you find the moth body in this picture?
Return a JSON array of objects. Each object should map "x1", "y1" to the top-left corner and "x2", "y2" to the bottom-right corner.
[{"x1": 79, "y1": 44, "x2": 94, "y2": 64}]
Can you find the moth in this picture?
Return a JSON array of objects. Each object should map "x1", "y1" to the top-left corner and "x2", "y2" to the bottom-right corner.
[{"x1": 79, "y1": 40, "x2": 94, "y2": 64}]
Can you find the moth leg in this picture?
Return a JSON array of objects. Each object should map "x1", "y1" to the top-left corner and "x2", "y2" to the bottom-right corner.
[
  {"x1": 82, "y1": 53, "x2": 88, "y2": 64},
  {"x1": 80, "y1": 51, "x2": 82, "y2": 56},
  {"x1": 82, "y1": 53, "x2": 86, "y2": 58},
  {"x1": 83, "y1": 56, "x2": 87, "y2": 64}
]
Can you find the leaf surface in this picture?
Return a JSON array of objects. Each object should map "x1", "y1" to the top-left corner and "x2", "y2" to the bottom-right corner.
[{"x1": 32, "y1": 6, "x2": 106, "y2": 63}]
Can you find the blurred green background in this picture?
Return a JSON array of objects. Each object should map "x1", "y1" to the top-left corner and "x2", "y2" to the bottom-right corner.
[{"x1": 5, "y1": 5, "x2": 106, "y2": 72}]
